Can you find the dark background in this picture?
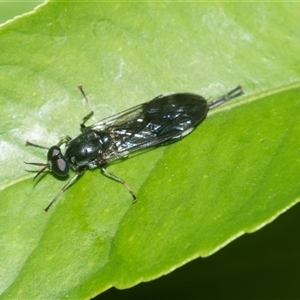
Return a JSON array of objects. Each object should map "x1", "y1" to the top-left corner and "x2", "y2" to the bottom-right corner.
[{"x1": 97, "y1": 202, "x2": 300, "y2": 299}]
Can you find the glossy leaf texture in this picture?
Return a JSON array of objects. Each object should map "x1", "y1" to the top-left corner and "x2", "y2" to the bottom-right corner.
[{"x1": 0, "y1": 2, "x2": 300, "y2": 299}]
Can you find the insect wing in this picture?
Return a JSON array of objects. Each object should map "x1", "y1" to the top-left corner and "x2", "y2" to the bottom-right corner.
[
  {"x1": 90, "y1": 102, "x2": 145, "y2": 131},
  {"x1": 90, "y1": 93, "x2": 208, "y2": 153}
]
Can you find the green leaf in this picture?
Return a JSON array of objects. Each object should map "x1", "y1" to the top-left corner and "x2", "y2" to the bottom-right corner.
[
  {"x1": 0, "y1": 1, "x2": 43, "y2": 24},
  {"x1": 1, "y1": 2, "x2": 300, "y2": 299}
]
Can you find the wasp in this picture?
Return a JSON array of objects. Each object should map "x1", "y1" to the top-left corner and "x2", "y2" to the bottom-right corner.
[{"x1": 25, "y1": 85, "x2": 243, "y2": 213}]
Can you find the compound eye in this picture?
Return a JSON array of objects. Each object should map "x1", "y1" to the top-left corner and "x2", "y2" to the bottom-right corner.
[{"x1": 47, "y1": 146, "x2": 69, "y2": 176}]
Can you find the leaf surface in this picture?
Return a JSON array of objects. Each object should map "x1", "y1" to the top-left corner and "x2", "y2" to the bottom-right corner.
[{"x1": 0, "y1": 2, "x2": 299, "y2": 298}]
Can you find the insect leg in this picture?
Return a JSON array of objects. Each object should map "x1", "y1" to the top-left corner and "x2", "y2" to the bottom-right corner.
[
  {"x1": 26, "y1": 136, "x2": 72, "y2": 149},
  {"x1": 101, "y1": 167, "x2": 137, "y2": 203},
  {"x1": 43, "y1": 170, "x2": 84, "y2": 213},
  {"x1": 56, "y1": 135, "x2": 72, "y2": 146},
  {"x1": 25, "y1": 140, "x2": 49, "y2": 150},
  {"x1": 77, "y1": 85, "x2": 94, "y2": 129}
]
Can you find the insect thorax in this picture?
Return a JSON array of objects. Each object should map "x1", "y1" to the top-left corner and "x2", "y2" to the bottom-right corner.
[{"x1": 65, "y1": 130, "x2": 112, "y2": 169}]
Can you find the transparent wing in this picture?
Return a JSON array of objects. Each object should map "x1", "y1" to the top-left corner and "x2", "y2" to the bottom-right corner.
[
  {"x1": 89, "y1": 101, "x2": 146, "y2": 131},
  {"x1": 88, "y1": 93, "x2": 208, "y2": 154}
]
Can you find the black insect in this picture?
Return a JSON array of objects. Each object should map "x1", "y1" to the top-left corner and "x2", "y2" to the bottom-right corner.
[{"x1": 25, "y1": 85, "x2": 243, "y2": 213}]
